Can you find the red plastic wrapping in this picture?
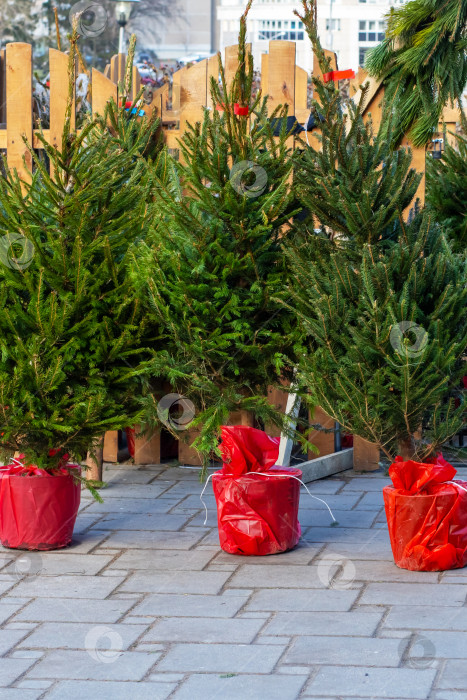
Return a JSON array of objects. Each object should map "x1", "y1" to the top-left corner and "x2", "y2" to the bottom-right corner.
[
  {"x1": 125, "y1": 427, "x2": 136, "y2": 458},
  {"x1": 0, "y1": 464, "x2": 81, "y2": 550},
  {"x1": 212, "y1": 426, "x2": 302, "y2": 556},
  {"x1": 383, "y1": 455, "x2": 467, "y2": 571}
]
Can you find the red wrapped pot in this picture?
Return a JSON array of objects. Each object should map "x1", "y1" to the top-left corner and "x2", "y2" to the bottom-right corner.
[
  {"x1": 383, "y1": 456, "x2": 467, "y2": 571},
  {"x1": 212, "y1": 426, "x2": 302, "y2": 556},
  {"x1": 0, "y1": 465, "x2": 81, "y2": 550}
]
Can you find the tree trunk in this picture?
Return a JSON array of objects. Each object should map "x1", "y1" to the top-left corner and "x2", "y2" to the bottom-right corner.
[{"x1": 397, "y1": 435, "x2": 416, "y2": 461}]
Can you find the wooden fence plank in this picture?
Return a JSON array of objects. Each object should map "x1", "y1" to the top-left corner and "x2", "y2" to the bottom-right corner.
[
  {"x1": 49, "y1": 49, "x2": 75, "y2": 151},
  {"x1": 267, "y1": 41, "x2": 296, "y2": 112},
  {"x1": 180, "y1": 58, "x2": 209, "y2": 132},
  {"x1": 206, "y1": 54, "x2": 219, "y2": 109},
  {"x1": 6, "y1": 43, "x2": 33, "y2": 181},
  {"x1": 91, "y1": 67, "x2": 118, "y2": 118},
  {"x1": 224, "y1": 43, "x2": 251, "y2": 93},
  {"x1": 295, "y1": 65, "x2": 308, "y2": 123},
  {"x1": 110, "y1": 53, "x2": 126, "y2": 88},
  {"x1": 0, "y1": 49, "x2": 6, "y2": 125}
]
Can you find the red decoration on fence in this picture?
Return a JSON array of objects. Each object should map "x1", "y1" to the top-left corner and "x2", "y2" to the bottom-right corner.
[
  {"x1": 322, "y1": 69, "x2": 356, "y2": 83},
  {"x1": 234, "y1": 104, "x2": 249, "y2": 116}
]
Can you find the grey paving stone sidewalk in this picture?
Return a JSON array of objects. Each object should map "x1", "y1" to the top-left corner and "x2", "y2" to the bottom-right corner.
[{"x1": 0, "y1": 462, "x2": 466, "y2": 699}]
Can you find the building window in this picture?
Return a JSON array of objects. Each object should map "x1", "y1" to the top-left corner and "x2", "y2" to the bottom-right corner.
[
  {"x1": 359, "y1": 47, "x2": 370, "y2": 66},
  {"x1": 326, "y1": 18, "x2": 341, "y2": 31},
  {"x1": 258, "y1": 19, "x2": 305, "y2": 41},
  {"x1": 359, "y1": 20, "x2": 385, "y2": 43}
]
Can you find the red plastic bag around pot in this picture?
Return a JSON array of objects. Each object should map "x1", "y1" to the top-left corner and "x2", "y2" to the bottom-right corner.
[
  {"x1": 0, "y1": 466, "x2": 81, "y2": 550},
  {"x1": 212, "y1": 426, "x2": 302, "y2": 556},
  {"x1": 383, "y1": 455, "x2": 467, "y2": 571}
]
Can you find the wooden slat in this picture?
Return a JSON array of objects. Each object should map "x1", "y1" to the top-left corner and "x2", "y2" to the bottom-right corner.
[
  {"x1": 49, "y1": 48, "x2": 75, "y2": 151},
  {"x1": 180, "y1": 58, "x2": 209, "y2": 131},
  {"x1": 132, "y1": 65, "x2": 141, "y2": 101},
  {"x1": 261, "y1": 53, "x2": 269, "y2": 99},
  {"x1": 206, "y1": 54, "x2": 219, "y2": 109},
  {"x1": 295, "y1": 65, "x2": 308, "y2": 123},
  {"x1": 267, "y1": 41, "x2": 296, "y2": 112},
  {"x1": 224, "y1": 43, "x2": 251, "y2": 93},
  {"x1": 91, "y1": 67, "x2": 117, "y2": 117},
  {"x1": 110, "y1": 53, "x2": 126, "y2": 88},
  {"x1": 6, "y1": 43, "x2": 33, "y2": 181},
  {"x1": 0, "y1": 49, "x2": 6, "y2": 124}
]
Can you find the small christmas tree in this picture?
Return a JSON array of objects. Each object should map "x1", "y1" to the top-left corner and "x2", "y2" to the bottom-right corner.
[
  {"x1": 365, "y1": 0, "x2": 467, "y2": 147},
  {"x1": 130, "y1": 2, "x2": 302, "y2": 465},
  {"x1": 0, "y1": 32, "x2": 161, "y2": 491},
  {"x1": 284, "y1": 1, "x2": 467, "y2": 461},
  {"x1": 426, "y1": 120, "x2": 467, "y2": 253}
]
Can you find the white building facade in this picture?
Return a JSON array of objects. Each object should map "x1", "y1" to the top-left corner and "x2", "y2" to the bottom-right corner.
[{"x1": 217, "y1": 0, "x2": 408, "y2": 73}]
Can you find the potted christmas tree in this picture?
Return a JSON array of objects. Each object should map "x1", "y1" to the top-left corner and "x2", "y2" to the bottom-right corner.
[
  {"x1": 0, "y1": 33, "x2": 160, "y2": 549},
  {"x1": 283, "y1": 2, "x2": 467, "y2": 571}
]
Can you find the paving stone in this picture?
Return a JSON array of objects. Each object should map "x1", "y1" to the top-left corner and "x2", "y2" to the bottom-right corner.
[
  {"x1": 303, "y1": 480, "x2": 346, "y2": 495},
  {"x1": 108, "y1": 549, "x2": 216, "y2": 571},
  {"x1": 360, "y1": 583, "x2": 466, "y2": 607},
  {"x1": 14, "y1": 598, "x2": 136, "y2": 623},
  {"x1": 157, "y1": 643, "x2": 285, "y2": 673},
  {"x1": 434, "y1": 693, "x2": 467, "y2": 700},
  {"x1": 407, "y1": 631, "x2": 467, "y2": 659},
  {"x1": 263, "y1": 610, "x2": 383, "y2": 637},
  {"x1": 302, "y1": 527, "x2": 390, "y2": 544},
  {"x1": 299, "y1": 494, "x2": 361, "y2": 510},
  {"x1": 94, "y1": 513, "x2": 191, "y2": 532},
  {"x1": 103, "y1": 470, "x2": 160, "y2": 485},
  {"x1": 143, "y1": 616, "x2": 265, "y2": 643},
  {"x1": 132, "y1": 592, "x2": 249, "y2": 618},
  {"x1": 15, "y1": 680, "x2": 53, "y2": 688},
  {"x1": 299, "y1": 510, "x2": 378, "y2": 529},
  {"x1": 340, "y1": 478, "x2": 390, "y2": 492},
  {"x1": 303, "y1": 666, "x2": 437, "y2": 698},
  {"x1": 255, "y1": 635, "x2": 292, "y2": 645},
  {"x1": 26, "y1": 650, "x2": 158, "y2": 681},
  {"x1": 246, "y1": 588, "x2": 360, "y2": 612},
  {"x1": 385, "y1": 605, "x2": 467, "y2": 632},
  {"x1": 7, "y1": 575, "x2": 125, "y2": 600},
  {"x1": 0, "y1": 604, "x2": 25, "y2": 625},
  {"x1": 0, "y1": 658, "x2": 35, "y2": 686},
  {"x1": 171, "y1": 673, "x2": 306, "y2": 700},
  {"x1": 317, "y1": 541, "x2": 394, "y2": 562},
  {"x1": 84, "y1": 498, "x2": 181, "y2": 514},
  {"x1": 43, "y1": 531, "x2": 109, "y2": 554},
  {"x1": 354, "y1": 492, "x2": 385, "y2": 509},
  {"x1": 102, "y1": 530, "x2": 204, "y2": 550},
  {"x1": 0, "y1": 691, "x2": 42, "y2": 700},
  {"x1": 4, "y1": 622, "x2": 37, "y2": 630},
  {"x1": 18, "y1": 622, "x2": 148, "y2": 650},
  {"x1": 0, "y1": 629, "x2": 29, "y2": 655},
  {"x1": 344, "y1": 560, "x2": 439, "y2": 583},
  {"x1": 213, "y1": 543, "x2": 320, "y2": 567},
  {"x1": 44, "y1": 680, "x2": 176, "y2": 699},
  {"x1": 3, "y1": 554, "x2": 112, "y2": 578},
  {"x1": 227, "y1": 564, "x2": 331, "y2": 590},
  {"x1": 9, "y1": 650, "x2": 44, "y2": 658},
  {"x1": 148, "y1": 673, "x2": 185, "y2": 682},
  {"x1": 285, "y1": 635, "x2": 405, "y2": 666},
  {"x1": 120, "y1": 570, "x2": 230, "y2": 595},
  {"x1": 441, "y1": 570, "x2": 467, "y2": 583},
  {"x1": 98, "y1": 485, "x2": 173, "y2": 500}
]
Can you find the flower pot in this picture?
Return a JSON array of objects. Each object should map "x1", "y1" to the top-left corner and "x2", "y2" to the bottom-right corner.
[
  {"x1": 383, "y1": 456, "x2": 467, "y2": 571},
  {"x1": 0, "y1": 468, "x2": 81, "y2": 550},
  {"x1": 212, "y1": 426, "x2": 301, "y2": 556}
]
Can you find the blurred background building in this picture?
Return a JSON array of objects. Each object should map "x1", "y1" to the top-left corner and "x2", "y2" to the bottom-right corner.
[{"x1": 217, "y1": 0, "x2": 408, "y2": 72}]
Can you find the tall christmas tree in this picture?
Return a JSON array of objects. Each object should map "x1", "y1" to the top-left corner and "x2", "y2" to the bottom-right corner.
[
  {"x1": 284, "y1": 1, "x2": 467, "y2": 461},
  {"x1": 130, "y1": 2, "x2": 302, "y2": 464},
  {"x1": 365, "y1": 0, "x2": 467, "y2": 147},
  {"x1": 0, "y1": 32, "x2": 161, "y2": 489}
]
